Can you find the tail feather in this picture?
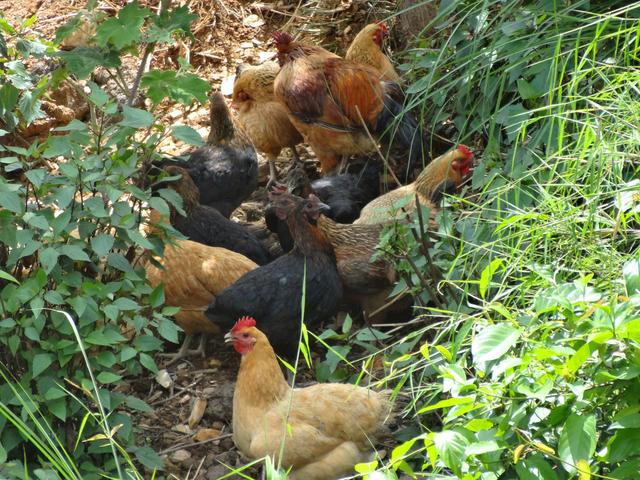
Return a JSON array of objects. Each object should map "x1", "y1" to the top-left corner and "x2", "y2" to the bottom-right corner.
[{"x1": 374, "y1": 93, "x2": 425, "y2": 178}]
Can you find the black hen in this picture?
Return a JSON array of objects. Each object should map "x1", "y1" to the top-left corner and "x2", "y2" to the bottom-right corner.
[
  {"x1": 156, "y1": 166, "x2": 271, "y2": 265},
  {"x1": 157, "y1": 92, "x2": 258, "y2": 218},
  {"x1": 206, "y1": 190, "x2": 342, "y2": 359},
  {"x1": 310, "y1": 161, "x2": 380, "y2": 223}
]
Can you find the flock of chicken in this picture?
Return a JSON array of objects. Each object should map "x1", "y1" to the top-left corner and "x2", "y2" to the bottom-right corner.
[{"x1": 145, "y1": 22, "x2": 474, "y2": 480}]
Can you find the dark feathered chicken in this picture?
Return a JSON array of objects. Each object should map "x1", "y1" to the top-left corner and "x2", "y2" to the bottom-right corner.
[
  {"x1": 206, "y1": 189, "x2": 342, "y2": 359},
  {"x1": 265, "y1": 161, "x2": 380, "y2": 252},
  {"x1": 157, "y1": 92, "x2": 258, "y2": 218},
  {"x1": 156, "y1": 166, "x2": 272, "y2": 265},
  {"x1": 310, "y1": 161, "x2": 380, "y2": 223}
]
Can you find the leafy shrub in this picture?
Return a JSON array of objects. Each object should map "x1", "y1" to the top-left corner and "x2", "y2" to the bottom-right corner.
[
  {"x1": 362, "y1": 2, "x2": 640, "y2": 479},
  {"x1": 0, "y1": 4, "x2": 209, "y2": 476}
]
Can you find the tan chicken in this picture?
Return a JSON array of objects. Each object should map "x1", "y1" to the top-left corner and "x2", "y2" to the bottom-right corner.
[
  {"x1": 145, "y1": 223, "x2": 258, "y2": 364},
  {"x1": 345, "y1": 22, "x2": 401, "y2": 84},
  {"x1": 226, "y1": 316, "x2": 393, "y2": 480},
  {"x1": 355, "y1": 145, "x2": 474, "y2": 224},
  {"x1": 232, "y1": 61, "x2": 303, "y2": 184}
]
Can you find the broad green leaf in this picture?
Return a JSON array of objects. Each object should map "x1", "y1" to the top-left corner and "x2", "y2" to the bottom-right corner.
[
  {"x1": 39, "y1": 247, "x2": 59, "y2": 274},
  {"x1": 107, "y1": 253, "x2": 133, "y2": 272},
  {"x1": 433, "y1": 430, "x2": 469, "y2": 476},
  {"x1": 60, "y1": 245, "x2": 91, "y2": 262},
  {"x1": 157, "y1": 317, "x2": 179, "y2": 343},
  {"x1": 32, "y1": 353, "x2": 53, "y2": 377},
  {"x1": 558, "y1": 414, "x2": 597, "y2": 475},
  {"x1": 90, "y1": 234, "x2": 115, "y2": 257},
  {"x1": 472, "y1": 323, "x2": 521, "y2": 363},
  {"x1": 96, "y1": 371, "x2": 122, "y2": 384},
  {"x1": 623, "y1": 258, "x2": 640, "y2": 296},
  {"x1": 125, "y1": 395, "x2": 152, "y2": 413},
  {"x1": 134, "y1": 446, "x2": 164, "y2": 470},
  {"x1": 149, "y1": 284, "x2": 165, "y2": 308},
  {"x1": 0, "y1": 270, "x2": 20, "y2": 284},
  {"x1": 171, "y1": 125, "x2": 204, "y2": 146},
  {"x1": 118, "y1": 106, "x2": 154, "y2": 129},
  {"x1": 0, "y1": 191, "x2": 23, "y2": 213}
]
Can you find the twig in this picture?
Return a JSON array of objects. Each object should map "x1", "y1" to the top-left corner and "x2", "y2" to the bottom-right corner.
[
  {"x1": 127, "y1": 0, "x2": 171, "y2": 106},
  {"x1": 149, "y1": 379, "x2": 201, "y2": 406},
  {"x1": 159, "y1": 433, "x2": 233, "y2": 455}
]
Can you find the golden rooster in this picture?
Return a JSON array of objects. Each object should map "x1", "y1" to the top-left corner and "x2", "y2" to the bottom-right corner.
[
  {"x1": 345, "y1": 22, "x2": 401, "y2": 84},
  {"x1": 272, "y1": 31, "x2": 424, "y2": 176},
  {"x1": 232, "y1": 61, "x2": 303, "y2": 185},
  {"x1": 226, "y1": 316, "x2": 393, "y2": 480}
]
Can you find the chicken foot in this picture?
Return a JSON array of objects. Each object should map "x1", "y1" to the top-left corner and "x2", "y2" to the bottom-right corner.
[{"x1": 157, "y1": 333, "x2": 207, "y2": 366}]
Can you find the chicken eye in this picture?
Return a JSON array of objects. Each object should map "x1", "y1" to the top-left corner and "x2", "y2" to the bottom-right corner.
[{"x1": 242, "y1": 333, "x2": 249, "y2": 338}]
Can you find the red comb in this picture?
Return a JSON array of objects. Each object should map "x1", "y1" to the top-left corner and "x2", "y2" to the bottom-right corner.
[
  {"x1": 272, "y1": 31, "x2": 293, "y2": 51},
  {"x1": 231, "y1": 316, "x2": 256, "y2": 332},
  {"x1": 376, "y1": 21, "x2": 388, "y2": 31},
  {"x1": 457, "y1": 145, "x2": 473, "y2": 158}
]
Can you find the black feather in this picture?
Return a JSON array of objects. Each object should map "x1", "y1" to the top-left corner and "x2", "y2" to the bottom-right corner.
[
  {"x1": 157, "y1": 144, "x2": 258, "y2": 218},
  {"x1": 172, "y1": 204, "x2": 272, "y2": 265}
]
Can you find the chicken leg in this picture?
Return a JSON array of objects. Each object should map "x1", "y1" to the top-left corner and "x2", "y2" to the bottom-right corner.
[{"x1": 157, "y1": 333, "x2": 208, "y2": 366}]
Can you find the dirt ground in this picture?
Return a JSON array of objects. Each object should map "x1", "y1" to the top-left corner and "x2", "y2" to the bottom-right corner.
[{"x1": 0, "y1": 0, "x2": 401, "y2": 478}]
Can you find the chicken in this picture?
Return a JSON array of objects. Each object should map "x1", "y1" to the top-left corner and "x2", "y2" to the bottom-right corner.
[
  {"x1": 226, "y1": 316, "x2": 392, "y2": 480},
  {"x1": 345, "y1": 22, "x2": 401, "y2": 84},
  {"x1": 265, "y1": 160, "x2": 380, "y2": 252},
  {"x1": 232, "y1": 61, "x2": 303, "y2": 185},
  {"x1": 272, "y1": 31, "x2": 424, "y2": 176},
  {"x1": 145, "y1": 239, "x2": 257, "y2": 364},
  {"x1": 158, "y1": 92, "x2": 258, "y2": 218},
  {"x1": 206, "y1": 189, "x2": 342, "y2": 359},
  {"x1": 355, "y1": 144, "x2": 474, "y2": 224},
  {"x1": 155, "y1": 165, "x2": 272, "y2": 265},
  {"x1": 310, "y1": 160, "x2": 381, "y2": 223}
]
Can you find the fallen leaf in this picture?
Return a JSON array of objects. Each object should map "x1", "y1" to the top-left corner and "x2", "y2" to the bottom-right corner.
[
  {"x1": 170, "y1": 449, "x2": 191, "y2": 463},
  {"x1": 188, "y1": 398, "x2": 208, "y2": 429},
  {"x1": 194, "y1": 428, "x2": 221, "y2": 442},
  {"x1": 155, "y1": 369, "x2": 173, "y2": 389},
  {"x1": 243, "y1": 14, "x2": 265, "y2": 28}
]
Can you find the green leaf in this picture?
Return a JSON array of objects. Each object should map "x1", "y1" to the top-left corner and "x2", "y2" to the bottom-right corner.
[
  {"x1": 623, "y1": 258, "x2": 640, "y2": 296},
  {"x1": 558, "y1": 414, "x2": 597, "y2": 475},
  {"x1": 47, "y1": 397, "x2": 67, "y2": 421},
  {"x1": 418, "y1": 396, "x2": 474, "y2": 414},
  {"x1": 479, "y1": 258, "x2": 504, "y2": 299},
  {"x1": 141, "y1": 70, "x2": 210, "y2": 105},
  {"x1": 157, "y1": 317, "x2": 179, "y2": 343},
  {"x1": 125, "y1": 395, "x2": 152, "y2": 412},
  {"x1": 107, "y1": 253, "x2": 133, "y2": 272},
  {"x1": 42, "y1": 135, "x2": 71, "y2": 158},
  {"x1": 0, "y1": 191, "x2": 24, "y2": 213},
  {"x1": 149, "y1": 284, "x2": 165, "y2": 308},
  {"x1": 171, "y1": 125, "x2": 204, "y2": 146},
  {"x1": 134, "y1": 446, "x2": 164, "y2": 470},
  {"x1": 96, "y1": 372, "x2": 122, "y2": 384},
  {"x1": 433, "y1": 430, "x2": 469, "y2": 477},
  {"x1": 39, "y1": 247, "x2": 60, "y2": 274},
  {"x1": 472, "y1": 323, "x2": 521, "y2": 363},
  {"x1": 113, "y1": 297, "x2": 140, "y2": 311},
  {"x1": 60, "y1": 245, "x2": 91, "y2": 262},
  {"x1": 118, "y1": 106, "x2": 154, "y2": 129},
  {"x1": 139, "y1": 352, "x2": 158, "y2": 373},
  {"x1": 95, "y1": 2, "x2": 149, "y2": 49},
  {"x1": 32, "y1": 353, "x2": 53, "y2": 378},
  {"x1": 0, "y1": 270, "x2": 20, "y2": 284},
  {"x1": 90, "y1": 234, "x2": 115, "y2": 257}
]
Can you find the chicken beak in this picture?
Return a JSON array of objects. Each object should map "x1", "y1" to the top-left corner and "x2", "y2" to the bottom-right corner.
[
  {"x1": 317, "y1": 200, "x2": 331, "y2": 215},
  {"x1": 224, "y1": 332, "x2": 234, "y2": 344}
]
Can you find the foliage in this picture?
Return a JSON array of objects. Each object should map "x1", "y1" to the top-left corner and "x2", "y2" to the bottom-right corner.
[
  {"x1": 316, "y1": 1, "x2": 640, "y2": 479},
  {"x1": 356, "y1": 1, "x2": 640, "y2": 479},
  {"x1": 0, "y1": 3, "x2": 209, "y2": 477}
]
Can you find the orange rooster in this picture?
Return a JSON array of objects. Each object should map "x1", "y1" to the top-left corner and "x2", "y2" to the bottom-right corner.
[
  {"x1": 272, "y1": 31, "x2": 423, "y2": 176},
  {"x1": 145, "y1": 224, "x2": 258, "y2": 364},
  {"x1": 232, "y1": 61, "x2": 303, "y2": 185},
  {"x1": 355, "y1": 144, "x2": 474, "y2": 224},
  {"x1": 226, "y1": 316, "x2": 393, "y2": 480},
  {"x1": 345, "y1": 22, "x2": 401, "y2": 84}
]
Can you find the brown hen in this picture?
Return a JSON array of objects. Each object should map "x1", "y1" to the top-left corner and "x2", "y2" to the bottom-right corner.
[{"x1": 345, "y1": 22, "x2": 401, "y2": 84}]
